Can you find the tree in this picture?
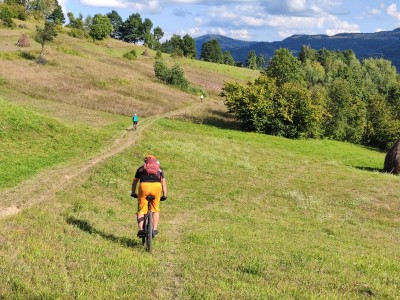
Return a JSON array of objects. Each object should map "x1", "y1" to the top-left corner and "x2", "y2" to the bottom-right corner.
[
  {"x1": 362, "y1": 58, "x2": 398, "y2": 96},
  {"x1": 106, "y1": 10, "x2": 123, "y2": 39},
  {"x1": 223, "y1": 50, "x2": 235, "y2": 65},
  {"x1": 364, "y1": 93, "x2": 399, "y2": 149},
  {"x1": 302, "y1": 60, "x2": 325, "y2": 87},
  {"x1": 46, "y1": 0, "x2": 64, "y2": 24},
  {"x1": 161, "y1": 34, "x2": 182, "y2": 55},
  {"x1": 121, "y1": 13, "x2": 143, "y2": 43},
  {"x1": 153, "y1": 26, "x2": 164, "y2": 42},
  {"x1": 152, "y1": 26, "x2": 164, "y2": 50},
  {"x1": 142, "y1": 17, "x2": 154, "y2": 47},
  {"x1": 298, "y1": 44, "x2": 317, "y2": 63},
  {"x1": 29, "y1": 0, "x2": 56, "y2": 17},
  {"x1": 66, "y1": 12, "x2": 84, "y2": 30},
  {"x1": 265, "y1": 48, "x2": 304, "y2": 87},
  {"x1": 221, "y1": 76, "x2": 277, "y2": 131},
  {"x1": 89, "y1": 14, "x2": 112, "y2": 41},
  {"x1": 34, "y1": 20, "x2": 57, "y2": 57},
  {"x1": 200, "y1": 39, "x2": 223, "y2": 63},
  {"x1": 246, "y1": 50, "x2": 257, "y2": 69},
  {"x1": 277, "y1": 82, "x2": 324, "y2": 138},
  {"x1": 325, "y1": 79, "x2": 366, "y2": 143},
  {"x1": 181, "y1": 34, "x2": 196, "y2": 58},
  {"x1": 0, "y1": 5, "x2": 15, "y2": 28},
  {"x1": 2, "y1": 0, "x2": 27, "y2": 21},
  {"x1": 256, "y1": 54, "x2": 266, "y2": 70}
]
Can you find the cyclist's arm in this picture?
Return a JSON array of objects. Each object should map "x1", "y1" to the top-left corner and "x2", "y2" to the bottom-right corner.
[
  {"x1": 161, "y1": 177, "x2": 167, "y2": 197},
  {"x1": 132, "y1": 178, "x2": 139, "y2": 194}
]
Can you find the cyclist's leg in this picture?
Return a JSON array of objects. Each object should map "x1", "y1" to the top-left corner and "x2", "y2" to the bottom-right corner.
[
  {"x1": 153, "y1": 212, "x2": 159, "y2": 230},
  {"x1": 149, "y1": 183, "x2": 162, "y2": 230},
  {"x1": 137, "y1": 214, "x2": 144, "y2": 230},
  {"x1": 137, "y1": 184, "x2": 150, "y2": 234}
]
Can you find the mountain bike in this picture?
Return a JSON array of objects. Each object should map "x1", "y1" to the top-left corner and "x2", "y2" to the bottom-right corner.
[
  {"x1": 131, "y1": 194, "x2": 155, "y2": 252},
  {"x1": 142, "y1": 195, "x2": 155, "y2": 252}
]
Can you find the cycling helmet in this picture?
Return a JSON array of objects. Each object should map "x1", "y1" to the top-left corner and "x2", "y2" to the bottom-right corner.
[{"x1": 144, "y1": 154, "x2": 157, "y2": 161}]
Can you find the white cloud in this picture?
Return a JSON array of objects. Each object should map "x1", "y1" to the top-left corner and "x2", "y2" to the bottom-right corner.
[
  {"x1": 387, "y1": 3, "x2": 400, "y2": 20},
  {"x1": 264, "y1": 14, "x2": 359, "y2": 38},
  {"x1": 236, "y1": 16, "x2": 265, "y2": 27},
  {"x1": 80, "y1": 0, "x2": 127, "y2": 8},
  {"x1": 368, "y1": 8, "x2": 381, "y2": 16},
  {"x1": 79, "y1": 0, "x2": 161, "y2": 12},
  {"x1": 229, "y1": 29, "x2": 251, "y2": 40},
  {"x1": 324, "y1": 17, "x2": 360, "y2": 35},
  {"x1": 287, "y1": 0, "x2": 307, "y2": 12}
]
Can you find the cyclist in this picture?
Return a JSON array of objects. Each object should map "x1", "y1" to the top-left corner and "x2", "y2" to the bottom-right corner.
[
  {"x1": 132, "y1": 114, "x2": 138, "y2": 130},
  {"x1": 131, "y1": 155, "x2": 168, "y2": 238}
]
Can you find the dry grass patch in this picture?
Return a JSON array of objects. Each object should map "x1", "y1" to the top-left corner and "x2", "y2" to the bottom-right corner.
[{"x1": 1, "y1": 25, "x2": 258, "y2": 120}]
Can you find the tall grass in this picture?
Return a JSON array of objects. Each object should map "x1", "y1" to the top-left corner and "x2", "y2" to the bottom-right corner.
[{"x1": 1, "y1": 118, "x2": 398, "y2": 299}]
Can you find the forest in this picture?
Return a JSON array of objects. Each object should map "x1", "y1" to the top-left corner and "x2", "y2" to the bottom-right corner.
[{"x1": 220, "y1": 47, "x2": 400, "y2": 150}]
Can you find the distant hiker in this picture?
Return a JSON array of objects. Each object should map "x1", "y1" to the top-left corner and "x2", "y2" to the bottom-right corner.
[
  {"x1": 200, "y1": 94, "x2": 204, "y2": 102},
  {"x1": 131, "y1": 155, "x2": 168, "y2": 238},
  {"x1": 132, "y1": 114, "x2": 138, "y2": 130}
]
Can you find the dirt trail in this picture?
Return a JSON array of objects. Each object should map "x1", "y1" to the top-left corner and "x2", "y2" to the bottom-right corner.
[{"x1": 0, "y1": 104, "x2": 201, "y2": 218}]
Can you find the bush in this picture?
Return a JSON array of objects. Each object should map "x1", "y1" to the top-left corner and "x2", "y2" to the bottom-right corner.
[
  {"x1": 168, "y1": 64, "x2": 189, "y2": 89},
  {"x1": 123, "y1": 50, "x2": 137, "y2": 60},
  {"x1": 154, "y1": 59, "x2": 170, "y2": 82},
  {"x1": 0, "y1": 6, "x2": 16, "y2": 28},
  {"x1": 68, "y1": 28, "x2": 87, "y2": 39},
  {"x1": 154, "y1": 58, "x2": 203, "y2": 95}
]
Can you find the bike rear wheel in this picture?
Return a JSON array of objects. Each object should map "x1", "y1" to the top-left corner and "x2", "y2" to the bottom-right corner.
[{"x1": 145, "y1": 212, "x2": 153, "y2": 252}]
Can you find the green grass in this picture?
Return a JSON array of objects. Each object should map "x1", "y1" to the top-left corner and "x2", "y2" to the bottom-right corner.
[
  {"x1": 0, "y1": 98, "x2": 126, "y2": 188},
  {"x1": 0, "y1": 20, "x2": 399, "y2": 299},
  {"x1": 1, "y1": 118, "x2": 398, "y2": 299}
]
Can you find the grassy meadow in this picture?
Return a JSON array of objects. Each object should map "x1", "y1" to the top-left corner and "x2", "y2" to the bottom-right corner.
[{"x1": 1, "y1": 18, "x2": 400, "y2": 300}]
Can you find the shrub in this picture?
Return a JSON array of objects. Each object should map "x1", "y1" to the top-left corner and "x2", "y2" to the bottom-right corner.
[
  {"x1": 154, "y1": 59, "x2": 170, "y2": 82},
  {"x1": 154, "y1": 58, "x2": 203, "y2": 95},
  {"x1": 68, "y1": 28, "x2": 87, "y2": 39},
  {"x1": 168, "y1": 64, "x2": 189, "y2": 89},
  {"x1": 123, "y1": 50, "x2": 137, "y2": 60},
  {"x1": 0, "y1": 6, "x2": 16, "y2": 28}
]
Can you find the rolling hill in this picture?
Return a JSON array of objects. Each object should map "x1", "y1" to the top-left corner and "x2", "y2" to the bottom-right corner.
[{"x1": 195, "y1": 28, "x2": 400, "y2": 70}]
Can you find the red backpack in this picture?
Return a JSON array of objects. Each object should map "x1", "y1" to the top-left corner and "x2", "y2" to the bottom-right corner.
[{"x1": 143, "y1": 157, "x2": 160, "y2": 176}]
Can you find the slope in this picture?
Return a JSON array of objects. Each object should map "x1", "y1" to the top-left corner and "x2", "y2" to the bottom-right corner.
[{"x1": 0, "y1": 118, "x2": 399, "y2": 299}]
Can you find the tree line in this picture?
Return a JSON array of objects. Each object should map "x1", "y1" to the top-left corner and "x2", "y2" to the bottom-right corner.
[{"x1": 220, "y1": 46, "x2": 400, "y2": 150}]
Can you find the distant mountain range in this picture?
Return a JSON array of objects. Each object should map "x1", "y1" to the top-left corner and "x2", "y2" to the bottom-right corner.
[{"x1": 194, "y1": 28, "x2": 400, "y2": 70}]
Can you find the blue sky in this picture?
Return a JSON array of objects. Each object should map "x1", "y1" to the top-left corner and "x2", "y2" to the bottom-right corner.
[{"x1": 59, "y1": 0, "x2": 400, "y2": 42}]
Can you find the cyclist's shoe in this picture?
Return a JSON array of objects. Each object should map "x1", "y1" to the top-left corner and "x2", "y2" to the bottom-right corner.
[
  {"x1": 152, "y1": 230, "x2": 158, "y2": 238},
  {"x1": 137, "y1": 230, "x2": 145, "y2": 238}
]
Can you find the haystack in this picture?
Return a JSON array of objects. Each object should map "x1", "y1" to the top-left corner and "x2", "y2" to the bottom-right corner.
[
  {"x1": 384, "y1": 138, "x2": 400, "y2": 174},
  {"x1": 142, "y1": 49, "x2": 150, "y2": 56},
  {"x1": 16, "y1": 33, "x2": 30, "y2": 47}
]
